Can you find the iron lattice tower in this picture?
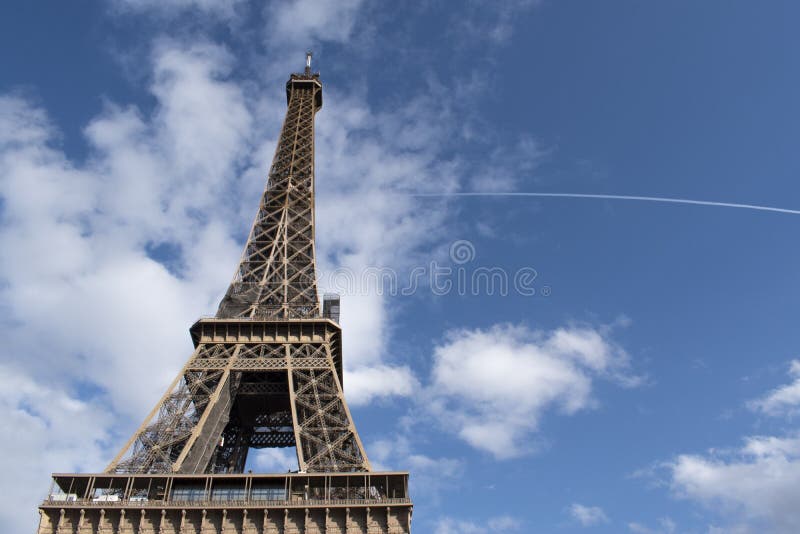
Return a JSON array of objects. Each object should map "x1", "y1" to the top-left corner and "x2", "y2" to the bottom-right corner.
[{"x1": 38, "y1": 56, "x2": 413, "y2": 534}]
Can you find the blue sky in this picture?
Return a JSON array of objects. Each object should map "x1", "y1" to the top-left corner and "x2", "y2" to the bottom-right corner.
[{"x1": 2, "y1": 1, "x2": 800, "y2": 533}]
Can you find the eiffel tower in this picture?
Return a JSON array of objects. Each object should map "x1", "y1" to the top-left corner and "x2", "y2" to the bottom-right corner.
[{"x1": 37, "y1": 54, "x2": 413, "y2": 534}]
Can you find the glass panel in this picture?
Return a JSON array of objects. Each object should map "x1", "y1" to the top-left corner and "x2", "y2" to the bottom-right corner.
[
  {"x1": 211, "y1": 485, "x2": 247, "y2": 501},
  {"x1": 171, "y1": 485, "x2": 206, "y2": 502},
  {"x1": 251, "y1": 486, "x2": 286, "y2": 500}
]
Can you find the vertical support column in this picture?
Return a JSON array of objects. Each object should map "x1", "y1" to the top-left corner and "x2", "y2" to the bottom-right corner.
[
  {"x1": 85, "y1": 477, "x2": 96, "y2": 500},
  {"x1": 173, "y1": 345, "x2": 242, "y2": 473},
  {"x1": 287, "y1": 344, "x2": 307, "y2": 470},
  {"x1": 124, "y1": 476, "x2": 133, "y2": 500},
  {"x1": 165, "y1": 478, "x2": 174, "y2": 502},
  {"x1": 55, "y1": 508, "x2": 65, "y2": 534},
  {"x1": 328, "y1": 342, "x2": 370, "y2": 471}
]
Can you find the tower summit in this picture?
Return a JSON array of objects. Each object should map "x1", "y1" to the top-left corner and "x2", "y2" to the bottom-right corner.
[{"x1": 38, "y1": 59, "x2": 413, "y2": 534}]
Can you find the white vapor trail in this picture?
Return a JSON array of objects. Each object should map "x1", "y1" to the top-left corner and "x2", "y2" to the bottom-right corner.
[{"x1": 411, "y1": 192, "x2": 800, "y2": 216}]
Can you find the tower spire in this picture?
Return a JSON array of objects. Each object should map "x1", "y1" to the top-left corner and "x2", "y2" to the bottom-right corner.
[{"x1": 305, "y1": 50, "x2": 312, "y2": 75}]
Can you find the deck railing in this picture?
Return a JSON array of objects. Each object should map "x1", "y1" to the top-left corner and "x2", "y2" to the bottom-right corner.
[{"x1": 42, "y1": 496, "x2": 412, "y2": 508}]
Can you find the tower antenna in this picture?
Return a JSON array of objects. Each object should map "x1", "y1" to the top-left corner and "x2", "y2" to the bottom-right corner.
[{"x1": 305, "y1": 49, "x2": 312, "y2": 74}]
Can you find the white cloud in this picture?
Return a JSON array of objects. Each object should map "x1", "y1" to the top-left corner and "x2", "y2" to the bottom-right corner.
[
  {"x1": 0, "y1": 42, "x2": 250, "y2": 422},
  {"x1": 252, "y1": 447, "x2": 299, "y2": 472},
  {"x1": 367, "y1": 435, "x2": 462, "y2": 502},
  {"x1": 0, "y1": 365, "x2": 111, "y2": 532},
  {"x1": 424, "y1": 323, "x2": 640, "y2": 458},
  {"x1": 627, "y1": 518, "x2": 676, "y2": 534},
  {"x1": 434, "y1": 515, "x2": 522, "y2": 534},
  {"x1": 748, "y1": 360, "x2": 800, "y2": 417},
  {"x1": 468, "y1": 136, "x2": 547, "y2": 192},
  {"x1": 570, "y1": 503, "x2": 609, "y2": 526},
  {"x1": 449, "y1": 0, "x2": 540, "y2": 46},
  {"x1": 666, "y1": 435, "x2": 800, "y2": 533},
  {"x1": 345, "y1": 364, "x2": 420, "y2": 406},
  {"x1": 0, "y1": 94, "x2": 52, "y2": 147},
  {"x1": 110, "y1": 0, "x2": 244, "y2": 19},
  {"x1": 265, "y1": 0, "x2": 365, "y2": 47},
  {"x1": 640, "y1": 360, "x2": 800, "y2": 533}
]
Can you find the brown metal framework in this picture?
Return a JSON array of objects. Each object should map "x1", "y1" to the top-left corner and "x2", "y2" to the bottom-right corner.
[
  {"x1": 38, "y1": 56, "x2": 410, "y2": 534},
  {"x1": 103, "y1": 63, "x2": 369, "y2": 477}
]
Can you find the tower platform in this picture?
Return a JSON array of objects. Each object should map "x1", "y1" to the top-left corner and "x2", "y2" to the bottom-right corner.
[{"x1": 39, "y1": 472, "x2": 411, "y2": 533}]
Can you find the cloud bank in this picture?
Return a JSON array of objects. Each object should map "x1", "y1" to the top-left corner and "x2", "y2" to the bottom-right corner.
[{"x1": 423, "y1": 323, "x2": 640, "y2": 458}]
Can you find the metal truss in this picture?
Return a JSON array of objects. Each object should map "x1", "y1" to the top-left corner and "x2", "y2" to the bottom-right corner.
[
  {"x1": 291, "y1": 367, "x2": 368, "y2": 472},
  {"x1": 216, "y1": 71, "x2": 321, "y2": 320},
  {"x1": 108, "y1": 335, "x2": 370, "y2": 474},
  {"x1": 105, "y1": 63, "x2": 372, "y2": 477}
]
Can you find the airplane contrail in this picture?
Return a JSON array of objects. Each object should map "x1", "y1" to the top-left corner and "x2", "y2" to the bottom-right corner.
[{"x1": 411, "y1": 192, "x2": 800, "y2": 216}]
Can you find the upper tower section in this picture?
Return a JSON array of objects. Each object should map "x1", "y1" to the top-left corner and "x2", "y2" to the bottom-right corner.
[
  {"x1": 286, "y1": 51, "x2": 323, "y2": 108},
  {"x1": 216, "y1": 54, "x2": 323, "y2": 320}
]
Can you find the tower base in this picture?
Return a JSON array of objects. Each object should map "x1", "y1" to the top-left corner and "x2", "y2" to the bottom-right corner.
[{"x1": 38, "y1": 472, "x2": 412, "y2": 534}]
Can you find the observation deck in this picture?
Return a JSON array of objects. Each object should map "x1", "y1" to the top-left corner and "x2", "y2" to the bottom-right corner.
[{"x1": 39, "y1": 472, "x2": 411, "y2": 533}]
